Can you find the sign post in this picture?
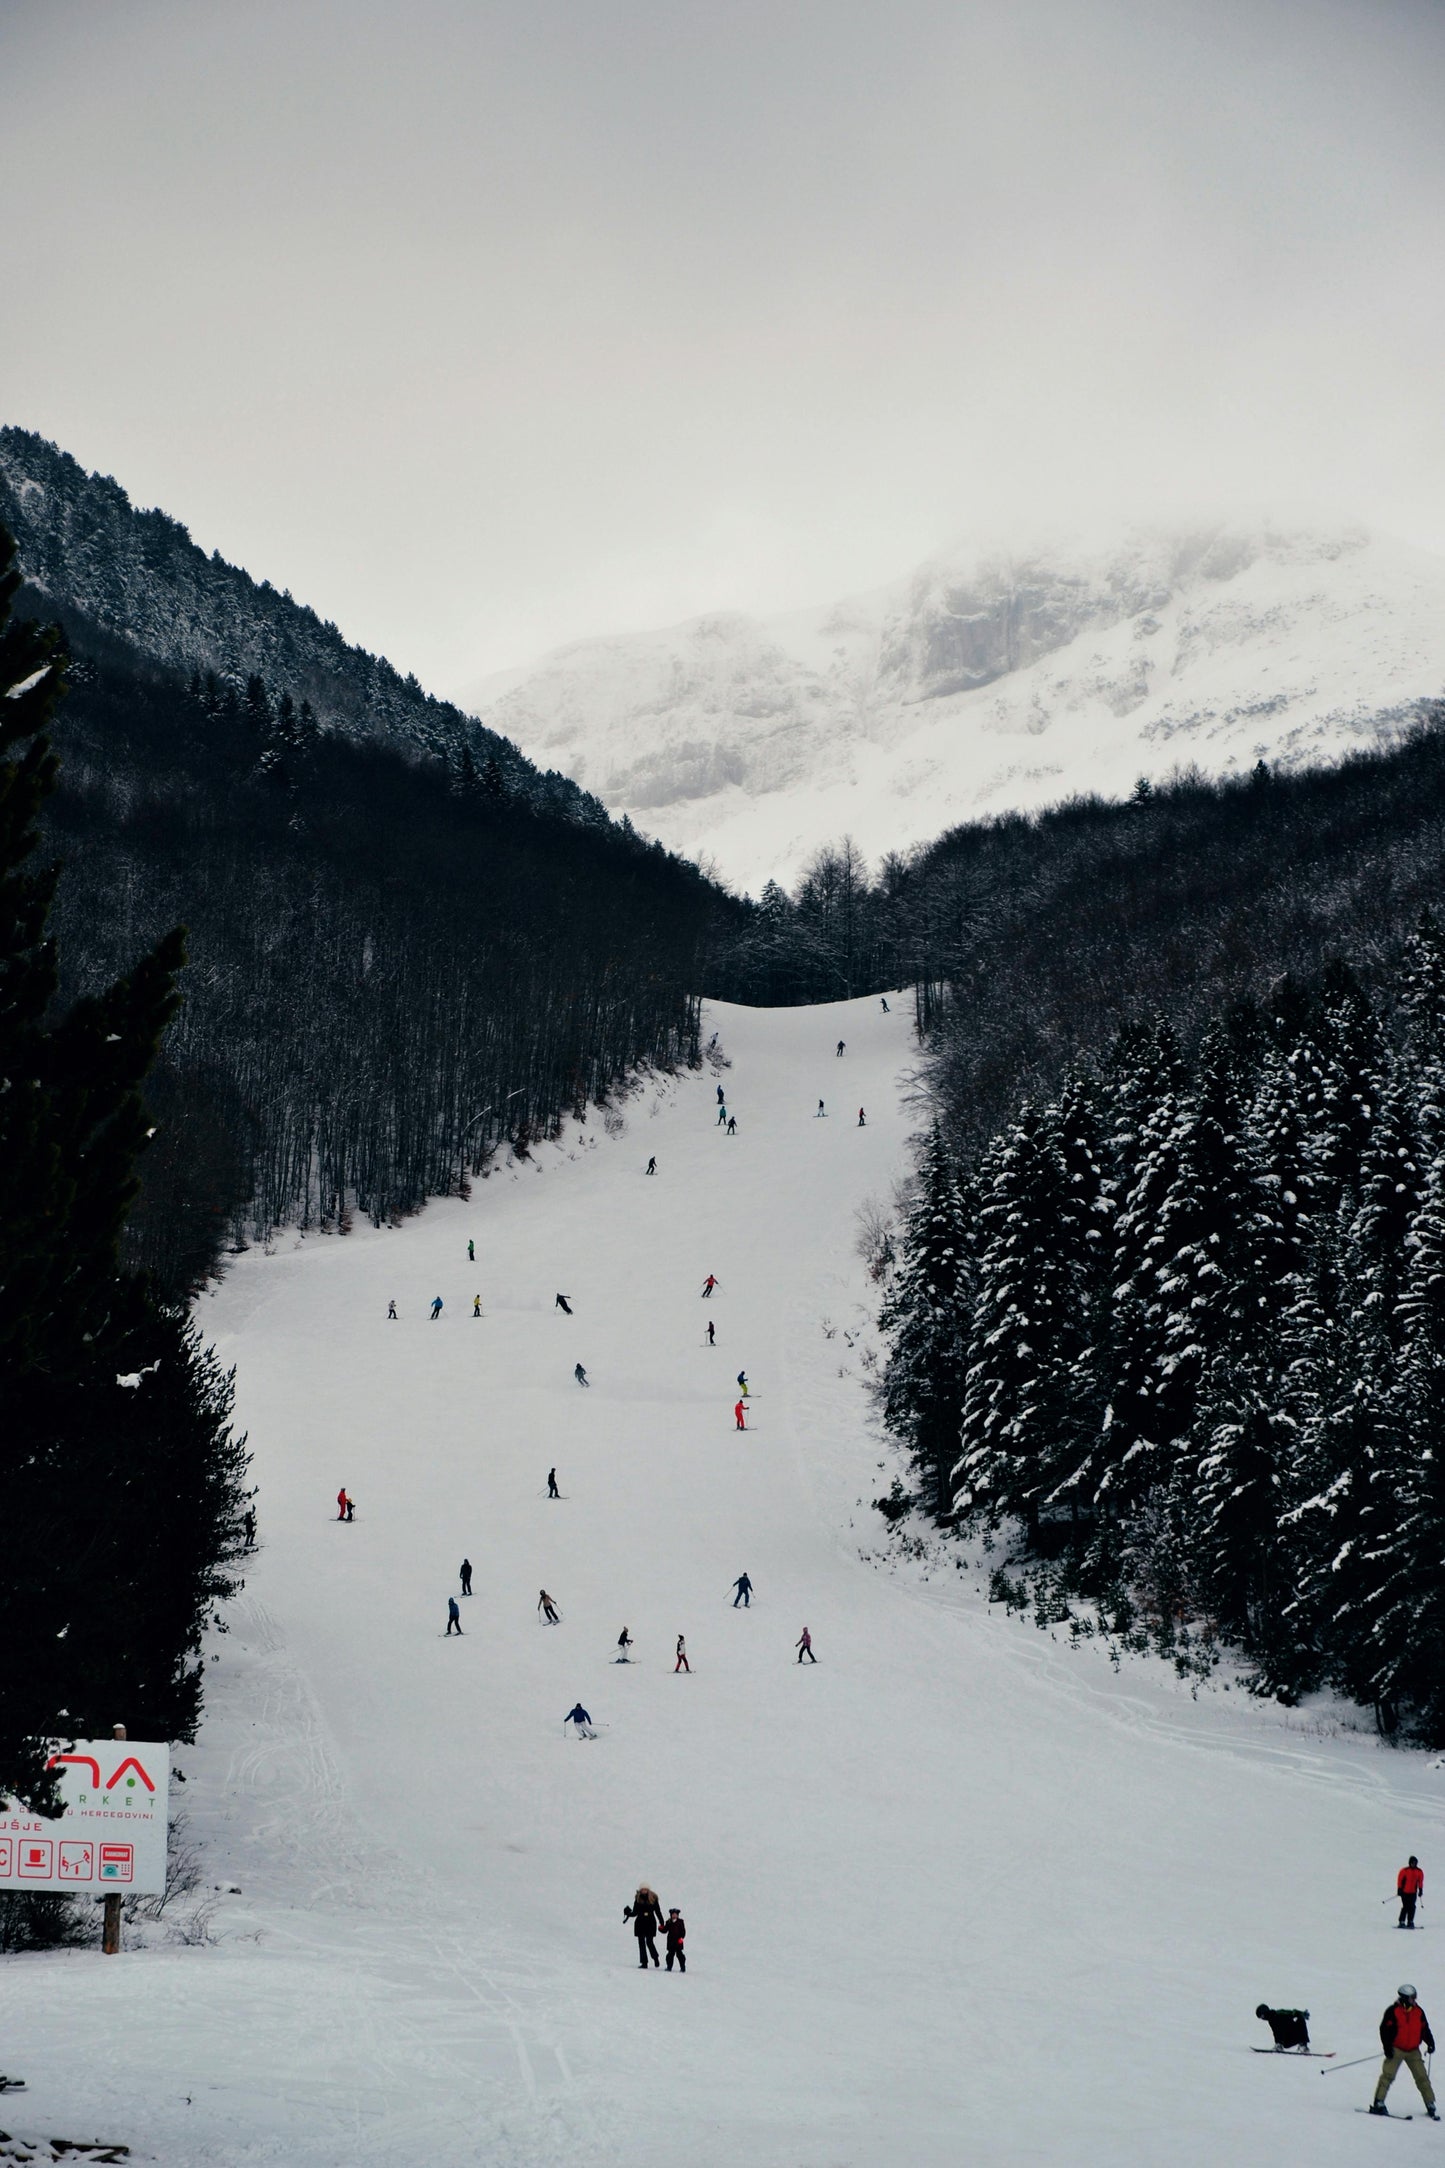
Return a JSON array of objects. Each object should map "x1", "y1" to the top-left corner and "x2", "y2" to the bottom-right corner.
[{"x1": 0, "y1": 1724, "x2": 168, "y2": 1952}]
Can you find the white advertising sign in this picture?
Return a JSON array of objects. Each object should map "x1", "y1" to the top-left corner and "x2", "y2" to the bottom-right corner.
[{"x1": 0, "y1": 1740, "x2": 169, "y2": 1896}]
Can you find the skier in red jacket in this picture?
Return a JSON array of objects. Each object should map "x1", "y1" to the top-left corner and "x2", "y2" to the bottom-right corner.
[
  {"x1": 1370, "y1": 1985, "x2": 1439, "y2": 2117},
  {"x1": 734, "y1": 1399, "x2": 746, "y2": 1431},
  {"x1": 1398, "y1": 1856, "x2": 1424, "y2": 1928},
  {"x1": 336, "y1": 1487, "x2": 349, "y2": 1521}
]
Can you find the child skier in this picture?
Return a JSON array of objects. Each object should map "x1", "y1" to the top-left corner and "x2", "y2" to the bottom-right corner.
[
  {"x1": 1255, "y1": 2004, "x2": 1310, "y2": 2051},
  {"x1": 665, "y1": 1909, "x2": 687, "y2": 1972}
]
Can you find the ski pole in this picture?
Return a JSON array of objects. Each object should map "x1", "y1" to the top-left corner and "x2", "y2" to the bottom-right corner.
[{"x1": 1321, "y1": 2053, "x2": 1382, "y2": 2075}]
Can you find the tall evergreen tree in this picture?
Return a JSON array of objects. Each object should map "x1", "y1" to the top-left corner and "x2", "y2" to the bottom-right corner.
[
  {"x1": 0, "y1": 519, "x2": 249, "y2": 1807},
  {"x1": 879, "y1": 1123, "x2": 973, "y2": 1515}
]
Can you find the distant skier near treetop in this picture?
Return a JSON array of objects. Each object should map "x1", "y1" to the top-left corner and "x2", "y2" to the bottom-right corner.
[
  {"x1": 1370, "y1": 1985, "x2": 1438, "y2": 2117},
  {"x1": 1398, "y1": 1856, "x2": 1424, "y2": 1927},
  {"x1": 1255, "y1": 2003, "x2": 1310, "y2": 2051}
]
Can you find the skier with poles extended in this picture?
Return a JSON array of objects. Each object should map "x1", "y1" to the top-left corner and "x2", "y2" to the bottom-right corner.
[
  {"x1": 575, "y1": 1362, "x2": 590, "y2": 1387},
  {"x1": 1369, "y1": 1985, "x2": 1439, "y2": 2117},
  {"x1": 796, "y1": 1626, "x2": 816, "y2": 1663},
  {"x1": 548, "y1": 1467, "x2": 560, "y2": 1498},
  {"x1": 564, "y1": 1703, "x2": 596, "y2": 1739},
  {"x1": 539, "y1": 1589, "x2": 560, "y2": 1624},
  {"x1": 1255, "y1": 2004, "x2": 1311, "y2": 2051},
  {"x1": 701, "y1": 1274, "x2": 719, "y2": 1298},
  {"x1": 446, "y1": 1596, "x2": 463, "y2": 1636},
  {"x1": 624, "y1": 1885, "x2": 665, "y2": 1968},
  {"x1": 616, "y1": 1628, "x2": 634, "y2": 1662},
  {"x1": 731, "y1": 1573, "x2": 752, "y2": 1608},
  {"x1": 430, "y1": 1295, "x2": 444, "y2": 1320},
  {"x1": 734, "y1": 1399, "x2": 747, "y2": 1431},
  {"x1": 555, "y1": 1292, "x2": 573, "y2": 1315},
  {"x1": 675, "y1": 1634, "x2": 691, "y2": 1673},
  {"x1": 460, "y1": 1558, "x2": 472, "y2": 1596},
  {"x1": 665, "y1": 1908, "x2": 687, "y2": 1972},
  {"x1": 1398, "y1": 1856, "x2": 1424, "y2": 1928}
]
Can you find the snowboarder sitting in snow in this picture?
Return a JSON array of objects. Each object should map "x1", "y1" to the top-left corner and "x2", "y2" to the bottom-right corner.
[
  {"x1": 1371, "y1": 1985, "x2": 1439, "y2": 2117},
  {"x1": 1255, "y1": 2004, "x2": 1310, "y2": 2051},
  {"x1": 625, "y1": 1885, "x2": 665, "y2": 1969},
  {"x1": 1398, "y1": 1856, "x2": 1424, "y2": 1928},
  {"x1": 665, "y1": 1908, "x2": 686, "y2": 1973},
  {"x1": 564, "y1": 1703, "x2": 595, "y2": 1738}
]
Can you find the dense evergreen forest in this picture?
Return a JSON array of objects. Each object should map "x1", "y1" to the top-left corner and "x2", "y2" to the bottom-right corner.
[
  {"x1": 41, "y1": 631, "x2": 726, "y2": 1293},
  {"x1": 0, "y1": 527, "x2": 249, "y2": 1813}
]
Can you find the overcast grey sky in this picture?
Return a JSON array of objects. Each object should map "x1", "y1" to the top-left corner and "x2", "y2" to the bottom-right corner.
[{"x1": 2, "y1": 0, "x2": 1442, "y2": 687}]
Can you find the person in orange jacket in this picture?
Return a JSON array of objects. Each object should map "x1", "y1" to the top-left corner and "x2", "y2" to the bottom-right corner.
[
  {"x1": 1370, "y1": 1985, "x2": 1438, "y2": 2117},
  {"x1": 1398, "y1": 1856, "x2": 1424, "y2": 1929}
]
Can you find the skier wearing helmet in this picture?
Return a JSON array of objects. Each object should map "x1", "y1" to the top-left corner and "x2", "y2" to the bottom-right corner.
[{"x1": 1369, "y1": 1984, "x2": 1439, "y2": 2117}]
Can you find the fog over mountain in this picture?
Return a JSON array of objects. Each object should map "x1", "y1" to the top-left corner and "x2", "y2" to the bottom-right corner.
[{"x1": 462, "y1": 519, "x2": 1445, "y2": 892}]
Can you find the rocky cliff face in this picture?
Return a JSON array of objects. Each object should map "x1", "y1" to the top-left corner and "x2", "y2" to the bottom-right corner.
[{"x1": 461, "y1": 521, "x2": 1445, "y2": 891}]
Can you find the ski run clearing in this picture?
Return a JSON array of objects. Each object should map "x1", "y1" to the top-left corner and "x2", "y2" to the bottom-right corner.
[{"x1": 7, "y1": 994, "x2": 1445, "y2": 2167}]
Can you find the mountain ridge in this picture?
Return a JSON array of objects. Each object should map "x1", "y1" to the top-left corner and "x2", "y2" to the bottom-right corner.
[{"x1": 461, "y1": 519, "x2": 1445, "y2": 891}]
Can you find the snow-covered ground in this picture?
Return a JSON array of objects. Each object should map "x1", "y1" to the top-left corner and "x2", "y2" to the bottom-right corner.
[
  {"x1": 460, "y1": 523, "x2": 1445, "y2": 893},
  {"x1": 7, "y1": 995, "x2": 1445, "y2": 2165}
]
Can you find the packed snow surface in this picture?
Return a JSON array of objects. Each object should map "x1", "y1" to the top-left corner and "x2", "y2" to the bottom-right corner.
[
  {"x1": 8, "y1": 996, "x2": 1445, "y2": 2165},
  {"x1": 461, "y1": 522, "x2": 1445, "y2": 892}
]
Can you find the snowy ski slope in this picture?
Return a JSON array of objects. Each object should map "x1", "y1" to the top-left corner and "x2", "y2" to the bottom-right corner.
[{"x1": 7, "y1": 995, "x2": 1445, "y2": 2166}]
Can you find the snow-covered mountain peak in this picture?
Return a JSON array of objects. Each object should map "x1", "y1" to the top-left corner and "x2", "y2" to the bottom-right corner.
[{"x1": 461, "y1": 519, "x2": 1445, "y2": 893}]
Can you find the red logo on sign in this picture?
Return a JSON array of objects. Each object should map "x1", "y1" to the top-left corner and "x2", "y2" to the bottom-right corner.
[
  {"x1": 18, "y1": 1839, "x2": 53, "y2": 1878},
  {"x1": 99, "y1": 1844, "x2": 133, "y2": 1882},
  {"x1": 46, "y1": 1751, "x2": 158, "y2": 1792}
]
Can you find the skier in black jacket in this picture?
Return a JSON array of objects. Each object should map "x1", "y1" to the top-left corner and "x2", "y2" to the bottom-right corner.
[
  {"x1": 625, "y1": 1885, "x2": 665, "y2": 1968},
  {"x1": 1255, "y1": 2003, "x2": 1310, "y2": 2051}
]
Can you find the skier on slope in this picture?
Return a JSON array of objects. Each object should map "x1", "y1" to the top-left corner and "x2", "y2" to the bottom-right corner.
[
  {"x1": 468, "y1": 1240, "x2": 475, "y2": 1262},
  {"x1": 717, "y1": 1084, "x2": 725, "y2": 1103},
  {"x1": 446, "y1": 1596, "x2": 463, "y2": 1636},
  {"x1": 726, "y1": 1115, "x2": 737, "y2": 1135},
  {"x1": 1398, "y1": 1856, "x2": 1424, "y2": 1928},
  {"x1": 701, "y1": 1274, "x2": 719, "y2": 1298},
  {"x1": 430, "y1": 1295, "x2": 444, "y2": 1320},
  {"x1": 617, "y1": 1628, "x2": 633, "y2": 1661},
  {"x1": 387, "y1": 1299, "x2": 397, "y2": 1319},
  {"x1": 675, "y1": 1634, "x2": 691, "y2": 1673},
  {"x1": 737, "y1": 1370, "x2": 749, "y2": 1396},
  {"x1": 460, "y1": 1558, "x2": 472, "y2": 1595},
  {"x1": 836, "y1": 1040, "x2": 845, "y2": 1056},
  {"x1": 716, "y1": 1101, "x2": 728, "y2": 1127},
  {"x1": 816, "y1": 1099, "x2": 825, "y2": 1117},
  {"x1": 880, "y1": 996, "x2": 889, "y2": 1012},
  {"x1": 1255, "y1": 2004, "x2": 1311, "y2": 2051},
  {"x1": 732, "y1": 1573, "x2": 752, "y2": 1608},
  {"x1": 575, "y1": 1362, "x2": 590, "y2": 1387},
  {"x1": 796, "y1": 1626, "x2": 816, "y2": 1663},
  {"x1": 337, "y1": 1487, "x2": 350, "y2": 1522},
  {"x1": 555, "y1": 1292, "x2": 574, "y2": 1314},
  {"x1": 548, "y1": 1467, "x2": 561, "y2": 1498},
  {"x1": 665, "y1": 1908, "x2": 687, "y2": 1973},
  {"x1": 734, "y1": 1399, "x2": 747, "y2": 1431},
  {"x1": 646, "y1": 1157, "x2": 657, "y2": 1175},
  {"x1": 565, "y1": 1703, "x2": 596, "y2": 1738},
  {"x1": 473, "y1": 1294, "x2": 482, "y2": 1317},
  {"x1": 539, "y1": 1589, "x2": 560, "y2": 1624},
  {"x1": 858, "y1": 1108, "x2": 866, "y2": 1126},
  {"x1": 1370, "y1": 1985, "x2": 1439, "y2": 2117},
  {"x1": 706, "y1": 1319, "x2": 716, "y2": 1346},
  {"x1": 625, "y1": 1886, "x2": 665, "y2": 1968}
]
